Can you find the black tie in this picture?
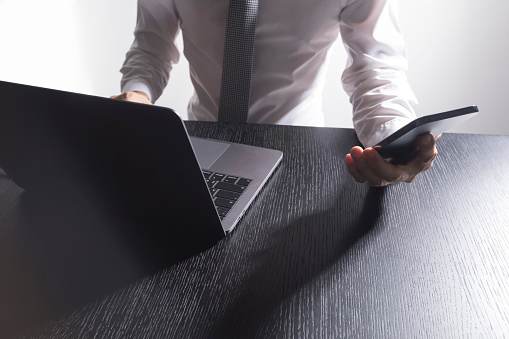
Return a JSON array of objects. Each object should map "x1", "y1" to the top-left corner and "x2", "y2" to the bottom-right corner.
[{"x1": 217, "y1": 0, "x2": 259, "y2": 123}]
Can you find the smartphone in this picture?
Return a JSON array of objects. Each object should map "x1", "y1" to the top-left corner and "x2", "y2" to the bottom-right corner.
[{"x1": 375, "y1": 105, "x2": 479, "y2": 160}]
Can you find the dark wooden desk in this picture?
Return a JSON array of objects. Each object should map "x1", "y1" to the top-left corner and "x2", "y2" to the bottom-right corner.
[{"x1": 1, "y1": 122, "x2": 508, "y2": 338}]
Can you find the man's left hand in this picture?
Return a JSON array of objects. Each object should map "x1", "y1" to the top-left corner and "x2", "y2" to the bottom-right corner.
[{"x1": 345, "y1": 133, "x2": 439, "y2": 187}]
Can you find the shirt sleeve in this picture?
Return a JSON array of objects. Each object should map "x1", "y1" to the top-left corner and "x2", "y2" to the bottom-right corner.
[
  {"x1": 339, "y1": 0, "x2": 418, "y2": 148},
  {"x1": 120, "y1": 0, "x2": 181, "y2": 103}
]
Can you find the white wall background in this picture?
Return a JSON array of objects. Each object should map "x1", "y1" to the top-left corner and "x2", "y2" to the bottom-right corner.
[{"x1": 1, "y1": 0, "x2": 507, "y2": 135}]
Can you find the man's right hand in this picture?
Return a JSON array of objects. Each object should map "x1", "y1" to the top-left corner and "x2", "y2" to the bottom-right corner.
[{"x1": 110, "y1": 91, "x2": 153, "y2": 105}]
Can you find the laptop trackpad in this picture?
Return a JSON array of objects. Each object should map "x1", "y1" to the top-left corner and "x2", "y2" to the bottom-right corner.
[{"x1": 190, "y1": 137, "x2": 230, "y2": 169}]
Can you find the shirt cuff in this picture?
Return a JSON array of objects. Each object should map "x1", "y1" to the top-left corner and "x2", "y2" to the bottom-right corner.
[{"x1": 121, "y1": 80, "x2": 154, "y2": 103}]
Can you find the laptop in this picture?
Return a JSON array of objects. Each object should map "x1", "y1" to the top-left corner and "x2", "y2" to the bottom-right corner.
[{"x1": 0, "y1": 80, "x2": 283, "y2": 243}]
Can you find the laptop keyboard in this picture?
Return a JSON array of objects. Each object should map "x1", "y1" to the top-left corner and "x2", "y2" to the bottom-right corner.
[{"x1": 202, "y1": 170, "x2": 252, "y2": 220}]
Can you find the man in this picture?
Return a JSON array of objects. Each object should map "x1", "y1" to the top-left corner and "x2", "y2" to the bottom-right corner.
[{"x1": 111, "y1": 0, "x2": 438, "y2": 187}]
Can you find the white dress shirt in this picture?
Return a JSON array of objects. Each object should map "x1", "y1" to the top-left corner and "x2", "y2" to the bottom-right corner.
[{"x1": 121, "y1": 0, "x2": 417, "y2": 147}]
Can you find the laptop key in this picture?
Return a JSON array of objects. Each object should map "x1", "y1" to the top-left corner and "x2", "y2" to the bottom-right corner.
[
  {"x1": 206, "y1": 179, "x2": 218, "y2": 188},
  {"x1": 224, "y1": 176, "x2": 239, "y2": 184},
  {"x1": 215, "y1": 182, "x2": 246, "y2": 193},
  {"x1": 215, "y1": 189, "x2": 241, "y2": 201},
  {"x1": 214, "y1": 197, "x2": 236, "y2": 209},
  {"x1": 211, "y1": 173, "x2": 226, "y2": 181},
  {"x1": 237, "y1": 178, "x2": 252, "y2": 186},
  {"x1": 216, "y1": 206, "x2": 230, "y2": 217},
  {"x1": 202, "y1": 170, "x2": 213, "y2": 179}
]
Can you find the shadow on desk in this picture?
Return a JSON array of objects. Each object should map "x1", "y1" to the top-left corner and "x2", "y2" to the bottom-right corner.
[
  {"x1": 0, "y1": 191, "x2": 216, "y2": 338},
  {"x1": 211, "y1": 182, "x2": 386, "y2": 338}
]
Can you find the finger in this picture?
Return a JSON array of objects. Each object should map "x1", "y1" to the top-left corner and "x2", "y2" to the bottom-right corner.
[
  {"x1": 345, "y1": 153, "x2": 367, "y2": 183},
  {"x1": 363, "y1": 148, "x2": 403, "y2": 184},
  {"x1": 417, "y1": 133, "x2": 437, "y2": 163},
  {"x1": 132, "y1": 91, "x2": 150, "y2": 100},
  {"x1": 110, "y1": 93, "x2": 126, "y2": 100},
  {"x1": 349, "y1": 147, "x2": 386, "y2": 186},
  {"x1": 408, "y1": 134, "x2": 437, "y2": 172},
  {"x1": 124, "y1": 91, "x2": 153, "y2": 105}
]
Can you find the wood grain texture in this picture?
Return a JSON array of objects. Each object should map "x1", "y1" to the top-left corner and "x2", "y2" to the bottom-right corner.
[{"x1": 0, "y1": 124, "x2": 508, "y2": 338}]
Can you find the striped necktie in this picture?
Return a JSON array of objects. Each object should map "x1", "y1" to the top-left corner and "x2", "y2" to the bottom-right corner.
[{"x1": 217, "y1": 0, "x2": 259, "y2": 123}]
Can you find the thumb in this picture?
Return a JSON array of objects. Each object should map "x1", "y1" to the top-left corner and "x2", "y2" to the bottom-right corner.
[{"x1": 415, "y1": 133, "x2": 437, "y2": 167}]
